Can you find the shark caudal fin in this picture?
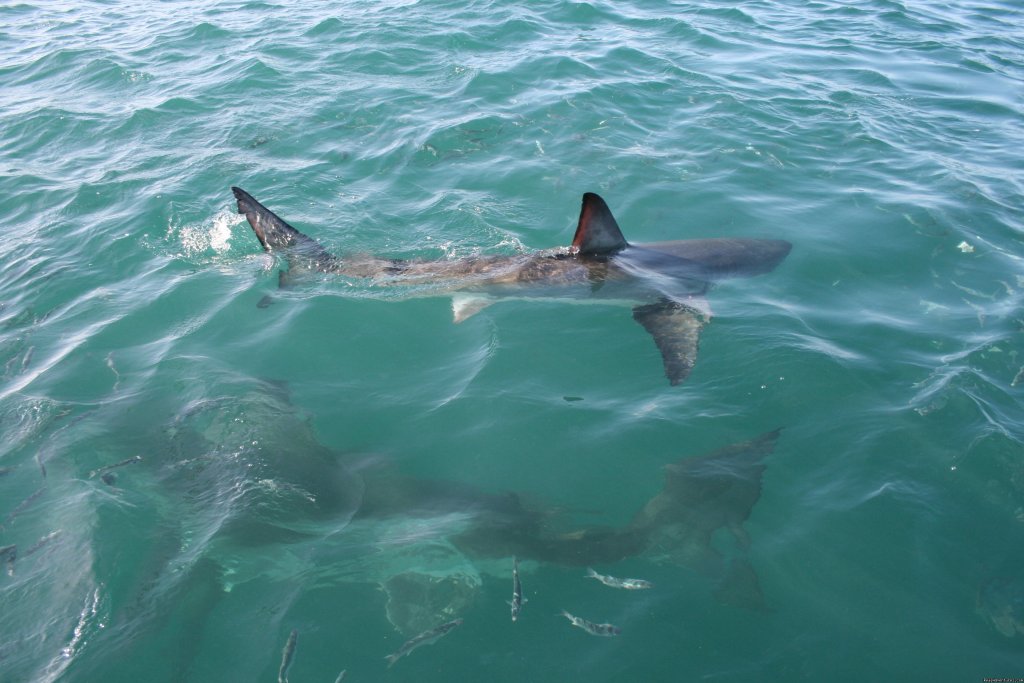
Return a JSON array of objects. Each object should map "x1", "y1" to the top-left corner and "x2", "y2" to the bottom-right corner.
[
  {"x1": 231, "y1": 187, "x2": 303, "y2": 251},
  {"x1": 571, "y1": 193, "x2": 628, "y2": 256},
  {"x1": 231, "y1": 187, "x2": 338, "y2": 271}
]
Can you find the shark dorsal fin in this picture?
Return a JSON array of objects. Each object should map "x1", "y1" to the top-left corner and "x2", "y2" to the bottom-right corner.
[{"x1": 571, "y1": 193, "x2": 628, "y2": 256}]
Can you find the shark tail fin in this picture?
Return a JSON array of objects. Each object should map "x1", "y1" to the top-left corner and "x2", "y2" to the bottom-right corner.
[
  {"x1": 571, "y1": 193, "x2": 628, "y2": 256},
  {"x1": 231, "y1": 187, "x2": 305, "y2": 251},
  {"x1": 232, "y1": 187, "x2": 340, "y2": 275}
]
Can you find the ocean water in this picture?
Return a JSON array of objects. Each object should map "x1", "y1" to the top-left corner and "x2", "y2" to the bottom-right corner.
[{"x1": 2, "y1": 1, "x2": 1023, "y2": 681}]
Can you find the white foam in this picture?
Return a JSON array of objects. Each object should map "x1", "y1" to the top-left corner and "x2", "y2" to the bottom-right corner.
[{"x1": 175, "y1": 209, "x2": 244, "y2": 258}]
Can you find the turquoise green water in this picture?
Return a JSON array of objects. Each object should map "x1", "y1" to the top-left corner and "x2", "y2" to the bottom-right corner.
[{"x1": 2, "y1": 1, "x2": 1023, "y2": 681}]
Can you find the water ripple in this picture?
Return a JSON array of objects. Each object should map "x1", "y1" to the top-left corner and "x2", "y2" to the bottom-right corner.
[{"x1": 2, "y1": 0, "x2": 1024, "y2": 679}]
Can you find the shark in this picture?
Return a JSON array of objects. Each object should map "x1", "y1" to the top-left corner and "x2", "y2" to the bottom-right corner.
[
  {"x1": 21, "y1": 370, "x2": 778, "y2": 680},
  {"x1": 231, "y1": 187, "x2": 791, "y2": 384}
]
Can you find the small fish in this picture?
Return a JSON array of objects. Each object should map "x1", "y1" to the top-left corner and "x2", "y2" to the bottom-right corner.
[
  {"x1": 384, "y1": 618, "x2": 462, "y2": 668},
  {"x1": 89, "y1": 455, "x2": 142, "y2": 479},
  {"x1": 3, "y1": 485, "x2": 45, "y2": 528},
  {"x1": 586, "y1": 567, "x2": 653, "y2": 590},
  {"x1": 0, "y1": 544, "x2": 16, "y2": 576},
  {"x1": 278, "y1": 629, "x2": 297, "y2": 683},
  {"x1": 20, "y1": 345, "x2": 34, "y2": 372},
  {"x1": 561, "y1": 610, "x2": 621, "y2": 637},
  {"x1": 25, "y1": 530, "x2": 62, "y2": 557},
  {"x1": 105, "y1": 352, "x2": 120, "y2": 391},
  {"x1": 510, "y1": 556, "x2": 525, "y2": 621}
]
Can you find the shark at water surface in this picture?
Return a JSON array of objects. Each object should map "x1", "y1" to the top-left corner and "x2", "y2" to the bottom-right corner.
[{"x1": 232, "y1": 187, "x2": 791, "y2": 384}]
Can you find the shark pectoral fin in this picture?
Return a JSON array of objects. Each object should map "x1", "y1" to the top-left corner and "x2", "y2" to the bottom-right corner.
[
  {"x1": 451, "y1": 295, "x2": 494, "y2": 323},
  {"x1": 632, "y1": 300, "x2": 707, "y2": 385}
]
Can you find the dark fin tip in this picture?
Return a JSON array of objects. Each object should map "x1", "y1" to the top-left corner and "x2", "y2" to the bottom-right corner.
[{"x1": 231, "y1": 186, "x2": 255, "y2": 214}]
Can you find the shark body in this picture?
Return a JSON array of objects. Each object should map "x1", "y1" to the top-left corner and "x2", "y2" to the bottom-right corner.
[
  {"x1": 159, "y1": 377, "x2": 780, "y2": 612},
  {"x1": 232, "y1": 187, "x2": 791, "y2": 384},
  {"x1": 48, "y1": 369, "x2": 778, "y2": 683}
]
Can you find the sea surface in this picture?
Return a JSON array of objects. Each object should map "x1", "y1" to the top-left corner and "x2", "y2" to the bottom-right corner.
[{"x1": 2, "y1": 1, "x2": 1023, "y2": 681}]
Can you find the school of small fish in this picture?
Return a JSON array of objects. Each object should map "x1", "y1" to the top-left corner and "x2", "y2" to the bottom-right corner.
[{"x1": 260, "y1": 559, "x2": 649, "y2": 679}]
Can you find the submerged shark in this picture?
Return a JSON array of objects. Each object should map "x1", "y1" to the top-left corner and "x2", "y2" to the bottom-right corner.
[
  {"x1": 158, "y1": 375, "x2": 778, "y2": 614},
  {"x1": 231, "y1": 187, "x2": 791, "y2": 384},
  {"x1": 31, "y1": 372, "x2": 778, "y2": 680}
]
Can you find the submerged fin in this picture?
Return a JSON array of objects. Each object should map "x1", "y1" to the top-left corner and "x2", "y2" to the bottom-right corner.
[
  {"x1": 451, "y1": 294, "x2": 495, "y2": 323},
  {"x1": 571, "y1": 193, "x2": 628, "y2": 256},
  {"x1": 632, "y1": 299, "x2": 707, "y2": 385},
  {"x1": 713, "y1": 558, "x2": 770, "y2": 612},
  {"x1": 628, "y1": 429, "x2": 779, "y2": 609}
]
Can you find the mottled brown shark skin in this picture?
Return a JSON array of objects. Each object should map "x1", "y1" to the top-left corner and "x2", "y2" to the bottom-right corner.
[{"x1": 232, "y1": 187, "x2": 791, "y2": 384}]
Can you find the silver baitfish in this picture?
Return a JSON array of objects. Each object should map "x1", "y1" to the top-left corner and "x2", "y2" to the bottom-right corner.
[
  {"x1": 561, "y1": 610, "x2": 621, "y2": 637},
  {"x1": 25, "y1": 530, "x2": 62, "y2": 557},
  {"x1": 278, "y1": 629, "x2": 297, "y2": 683},
  {"x1": 1, "y1": 544, "x2": 16, "y2": 576},
  {"x1": 510, "y1": 556, "x2": 525, "y2": 621},
  {"x1": 88, "y1": 455, "x2": 142, "y2": 479},
  {"x1": 3, "y1": 485, "x2": 45, "y2": 529},
  {"x1": 384, "y1": 618, "x2": 463, "y2": 668},
  {"x1": 586, "y1": 567, "x2": 653, "y2": 590}
]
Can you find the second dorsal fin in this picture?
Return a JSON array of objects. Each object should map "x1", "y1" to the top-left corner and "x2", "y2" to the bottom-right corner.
[{"x1": 571, "y1": 193, "x2": 628, "y2": 256}]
